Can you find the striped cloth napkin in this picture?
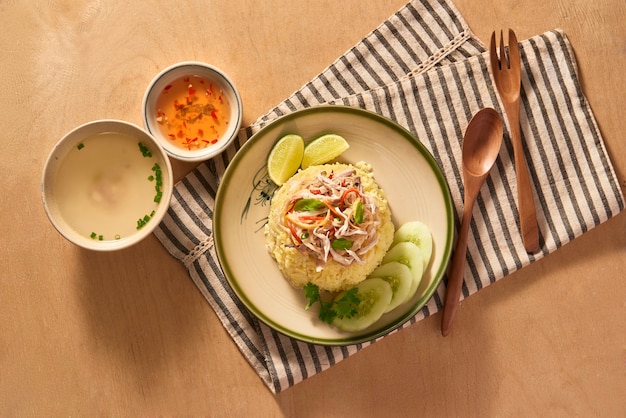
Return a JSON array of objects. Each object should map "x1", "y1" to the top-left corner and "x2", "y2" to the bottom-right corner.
[{"x1": 154, "y1": 0, "x2": 624, "y2": 393}]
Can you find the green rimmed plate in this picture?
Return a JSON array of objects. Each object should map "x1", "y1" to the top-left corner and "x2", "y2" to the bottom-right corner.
[{"x1": 214, "y1": 105, "x2": 454, "y2": 345}]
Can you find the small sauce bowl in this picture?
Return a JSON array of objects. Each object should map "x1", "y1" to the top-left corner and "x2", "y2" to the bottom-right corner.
[
  {"x1": 142, "y1": 61, "x2": 243, "y2": 162},
  {"x1": 41, "y1": 120, "x2": 173, "y2": 251}
]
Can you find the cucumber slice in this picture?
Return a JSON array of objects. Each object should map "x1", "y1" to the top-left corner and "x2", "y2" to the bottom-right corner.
[
  {"x1": 392, "y1": 221, "x2": 433, "y2": 270},
  {"x1": 382, "y1": 241, "x2": 424, "y2": 303},
  {"x1": 332, "y1": 278, "x2": 392, "y2": 332},
  {"x1": 368, "y1": 262, "x2": 413, "y2": 313}
]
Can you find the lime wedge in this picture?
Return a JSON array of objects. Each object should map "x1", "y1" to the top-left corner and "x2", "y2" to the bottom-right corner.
[
  {"x1": 267, "y1": 134, "x2": 304, "y2": 185},
  {"x1": 301, "y1": 134, "x2": 349, "y2": 169}
]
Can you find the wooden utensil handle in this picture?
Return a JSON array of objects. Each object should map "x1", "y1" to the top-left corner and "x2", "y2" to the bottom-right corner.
[
  {"x1": 505, "y1": 100, "x2": 540, "y2": 253},
  {"x1": 441, "y1": 205, "x2": 473, "y2": 336}
]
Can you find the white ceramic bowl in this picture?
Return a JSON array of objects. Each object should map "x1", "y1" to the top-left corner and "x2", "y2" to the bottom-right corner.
[
  {"x1": 142, "y1": 61, "x2": 243, "y2": 162},
  {"x1": 214, "y1": 106, "x2": 455, "y2": 345},
  {"x1": 41, "y1": 120, "x2": 173, "y2": 251}
]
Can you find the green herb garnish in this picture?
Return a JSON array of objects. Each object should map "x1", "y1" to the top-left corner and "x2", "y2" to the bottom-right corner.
[
  {"x1": 304, "y1": 283, "x2": 360, "y2": 324},
  {"x1": 354, "y1": 200, "x2": 364, "y2": 223},
  {"x1": 138, "y1": 142, "x2": 152, "y2": 158},
  {"x1": 77, "y1": 143, "x2": 85, "y2": 150},
  {"x1": 294, "y1": 198, "x2": 325, "y2": 212},
  {"x1": 136, "y1": 216, "x2": 149, "y2": 230},
  {"x1": 331, "y1": 238, "x2": 353, "y2": 251},
  {"x1": 151, "y1": 163, "x2": 163, "y2": 203},
  {"x1": 136, "y1": 210, "x2": 157, "y2": 230}
]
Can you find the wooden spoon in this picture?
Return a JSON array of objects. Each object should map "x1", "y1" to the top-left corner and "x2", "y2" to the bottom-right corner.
[{"x1": 441, "y1": 108, "x2": 503, "y2": 337}]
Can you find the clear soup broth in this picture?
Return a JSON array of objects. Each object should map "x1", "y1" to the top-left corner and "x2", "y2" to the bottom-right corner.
[{"x1": 54, "y1": 132, "x2": 165, "y2": 241}]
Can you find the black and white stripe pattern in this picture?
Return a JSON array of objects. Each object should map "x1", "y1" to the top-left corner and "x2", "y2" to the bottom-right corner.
[{"x1": 154, "y1": 0, "x2": 624, "y2": 393}]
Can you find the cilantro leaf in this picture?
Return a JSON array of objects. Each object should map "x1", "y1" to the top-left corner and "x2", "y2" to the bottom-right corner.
[
  {"x1": 333, "y1": 288, "x2": 360, "y2": 319},
  {"x1": 318, "y1": 301, "x2": 337, "y2": 324},
  {"x1": 303, "y1": 282, "x2": 321, "y2": 310},
  {"x1": 302, "y1": 282, "x2": 361, "y2": 325}
]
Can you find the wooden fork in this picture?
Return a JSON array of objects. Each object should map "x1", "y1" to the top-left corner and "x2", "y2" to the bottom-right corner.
[{"x1": 489, "y1": 29, "x2": 539, "y2": 253}]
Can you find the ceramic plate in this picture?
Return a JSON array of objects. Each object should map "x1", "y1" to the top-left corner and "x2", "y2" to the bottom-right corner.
[{"x1": 214, "y1": 106, "x2": 454, "y2": 345}]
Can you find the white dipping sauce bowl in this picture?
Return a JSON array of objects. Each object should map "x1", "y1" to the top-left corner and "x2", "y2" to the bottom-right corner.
[
  {"x1": 41, "y1": 120, "x2": 173, "y2": 251},
  {"x1": 142, "y1": 61, "x2": 243, "y2": 162}
]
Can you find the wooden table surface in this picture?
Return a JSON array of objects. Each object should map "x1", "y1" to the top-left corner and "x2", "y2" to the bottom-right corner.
[{"x1": 1, "y1": 0, "x2": 624, "y2": 416}]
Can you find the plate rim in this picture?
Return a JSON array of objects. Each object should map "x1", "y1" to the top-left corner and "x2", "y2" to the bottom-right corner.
[{"x1": 214, "y1": 105, "x2": 454, "y2": 345}]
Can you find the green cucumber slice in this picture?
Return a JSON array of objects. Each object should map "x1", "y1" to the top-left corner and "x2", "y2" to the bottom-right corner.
[
  {"x1": 332, "y1": 278, "x2": 392, "y2": 332},
  {"x1": 382, "y1": 241, "x2": 424, "y2": 303},
  {"x1": 368, "y1": 261, "x2": 413, "y2": 313},
  {"x1": 392, "y1": 221, "x2": 433, "y2": 270}
]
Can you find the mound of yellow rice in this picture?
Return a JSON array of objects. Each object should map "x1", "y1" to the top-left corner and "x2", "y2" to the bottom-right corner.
[{"x1": 265, "y1": 162, "x2": 394, "y2": 292}]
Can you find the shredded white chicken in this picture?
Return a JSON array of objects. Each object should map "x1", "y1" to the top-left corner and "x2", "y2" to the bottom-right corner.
[{"x1": 279, "y1": 168, "x2": 381, "y2": 269}]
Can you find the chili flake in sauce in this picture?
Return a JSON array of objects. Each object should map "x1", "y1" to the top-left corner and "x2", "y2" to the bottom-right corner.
[{"x1": 155, "y1": 76, "x2": 230, "y2": 150}]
